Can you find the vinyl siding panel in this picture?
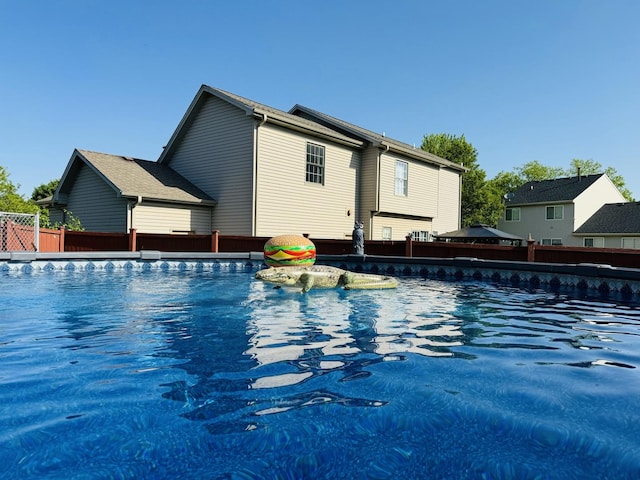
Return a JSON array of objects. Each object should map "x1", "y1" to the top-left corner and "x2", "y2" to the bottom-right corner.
[
  {"x1": 432, "y1": 167, "x2": 460, "y2": 235},
  {"x1": 574, "y1": 176, "x2": 626, "y2": 229},
  {"x1": 359, "y1": 147, "x2": 379, "y2": 239},
  {"x1": 65, "y1": 164, "x2": 126, "y2": 232},
  {"x1": 500, "y1": 203, "x2": 577, "y2": 246},
  {"x1": 256, "y1": 124, "x2": 360, "y2": 238},
  {"x1": 132, "y1": 203, "x2": 212, "y2": 234},
  {"x1": 378, "y1": 152, "x2": 439, "y2": 217},
  {"x1": 165, "y1": 95, "x2": 255, "y2": 235},
  {"x1": 372, "y1": 215, "x2": 432, "y2": 242}
]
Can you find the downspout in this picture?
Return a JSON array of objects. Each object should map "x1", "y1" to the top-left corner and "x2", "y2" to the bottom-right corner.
[
  {"x1": 370, "y1": 143, "x2": 389, "y2": 240},
  {"x1": 129, "y1": 195, "x2": 142, "y2": 231},
  {"x1": 252, "y1": 113, "x2": 267, "y2": 236}
]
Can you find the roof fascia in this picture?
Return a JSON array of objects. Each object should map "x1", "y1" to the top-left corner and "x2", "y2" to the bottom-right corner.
[
  {"x1": 119, "y1": 194, "x2": 217, "y2": 206},
  {"x1": 291, "y1": 105, "x2": 465, "y2": 171},
  {"x1": 253, "y1": 108, "x2": 363, "y2": 148}
]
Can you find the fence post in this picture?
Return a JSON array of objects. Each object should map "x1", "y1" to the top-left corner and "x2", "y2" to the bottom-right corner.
[
  {"x1": 129, "y1": 228, "x2": 137, "y2": 252},
  {"x1": 59, "y1": 227, "x2": 65, "y2": 252},
  {"x1": 527, "y1": 234, "x2": 535, "y2": 262},
  {"x1": 405, "y1": 234, "x2": 413, "y2": 257},
  {"x1": 211, "y1": 230, "x2": 219, "y2": 253}
]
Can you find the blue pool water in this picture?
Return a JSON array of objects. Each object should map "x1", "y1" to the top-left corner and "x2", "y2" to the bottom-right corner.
[{"x1": 1, "y1": 268, "x2": 640, "y2": 479}]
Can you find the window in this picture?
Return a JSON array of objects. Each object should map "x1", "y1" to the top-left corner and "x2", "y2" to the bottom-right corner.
[
  {"x1": 395, "y1": 161, "x2": 408, "y2": 196},
  {"x1": 505, "y1": 207, "x2": 521, "y2": 222},
  {"x1": 411, "y1": 230, "x2": 430, "y2": 242},
  {"x1": 306, "y1": 143, "x2": 325, "y2": 184},
  {"x1": 546, "y1": 205, "x2": 563, "y2": 220},
  {"x1": 584, "y1": 237, "x2": 604, "y2": 248},
  {"x1": 382, "y1": 227, "x2": 392, "y2": 240},
  {"x1": 541, "y1": 238, "x2": 563, "y2": 246},
  {"x1": 622, "y1": 237, "x2": 640, "y2": 249}
]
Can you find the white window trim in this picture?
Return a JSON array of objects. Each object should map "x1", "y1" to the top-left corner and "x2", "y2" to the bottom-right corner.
[
  {"x1": 395, "y1": 161, "x2": 408, "y2": 196},
  {"x1": 541, "y1": 238, "x2": 563, "y2": 246},
  {"x1": 505, "y1": 207, "x2": 521, "y2": 222},
  {"x1": 382, "y1": 226, "x2": 392, "y2": 240},
  {"x1": 584, "y1": 237, "x2": 604, "y2": 248},
  {"x1": 305, "y1": 142, "x2": 325, "y2": 185},
  {"x1": 545, "y1": 205, "x2": 564, "y2": 221}
]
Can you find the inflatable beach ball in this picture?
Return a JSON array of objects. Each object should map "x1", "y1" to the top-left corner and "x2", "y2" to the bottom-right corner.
[{"x1": 264, "y1": 234, "x2": 316, "y2": 267}]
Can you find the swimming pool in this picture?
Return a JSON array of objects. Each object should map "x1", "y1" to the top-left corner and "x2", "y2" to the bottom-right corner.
[{"x1": 2, "y1": 265, "x2": 640, "y2": 479}]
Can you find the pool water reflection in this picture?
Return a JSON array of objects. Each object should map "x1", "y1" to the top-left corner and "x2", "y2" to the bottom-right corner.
[{"x1": 1, "y1": 269, "x2": 640, "y2": 479}]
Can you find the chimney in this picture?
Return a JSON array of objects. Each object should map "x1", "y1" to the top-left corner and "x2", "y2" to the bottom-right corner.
[{"x1": 578, "y1": 167, "x2": 582, "y2": 180}]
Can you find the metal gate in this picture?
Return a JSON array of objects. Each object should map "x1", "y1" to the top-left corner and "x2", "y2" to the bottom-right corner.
[{"x1": 0, "y1": 211, "x2": 39, "y2": 252}]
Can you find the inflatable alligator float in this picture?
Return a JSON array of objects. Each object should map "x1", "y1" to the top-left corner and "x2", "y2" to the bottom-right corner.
[{"x1": 255, "y1": 265, "x2": 398, "y2": 293}]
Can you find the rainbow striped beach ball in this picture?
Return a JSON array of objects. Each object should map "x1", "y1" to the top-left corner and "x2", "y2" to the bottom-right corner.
[{"x1": 263, "y1": 234, "x2": 316, "y2": 267}]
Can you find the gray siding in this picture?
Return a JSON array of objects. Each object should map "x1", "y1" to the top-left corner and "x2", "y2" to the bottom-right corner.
[
  {"x1": 255, "y1": 124, "x2": 360, "y2": 239},
  {"x1": 66, "y1": 164, "x2": 127, "y2": 232},
  {"x1": 165, "y1": 95, "x2": 255, "y2": 235},
  {"x1": 132, "y1": 203, "x2": 212, "y2": 234}
]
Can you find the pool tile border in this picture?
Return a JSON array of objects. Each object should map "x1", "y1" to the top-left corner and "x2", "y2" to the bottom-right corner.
[{"x1": 2, "y1": 251, "x2": 640, "y2": 300}]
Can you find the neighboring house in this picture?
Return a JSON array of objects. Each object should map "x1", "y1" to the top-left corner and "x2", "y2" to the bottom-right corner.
[
  {"x1": 50, "y1": 85, "x2": 466, "y2": 239},
  {"x1": 49, "y1": 149, "x2": 216, "y2": 233},
  {"x1": 498, "y1": 174, "x2": 626, "y2": 247},
  {"x1": 574, "y1": 202, "x2": 640, "y2": 248}
]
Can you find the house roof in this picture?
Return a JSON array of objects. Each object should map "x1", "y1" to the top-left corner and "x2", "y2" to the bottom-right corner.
[
  {"x1": 159, "y1": 84, "x2": 465, "y2": 171},
  {"x1": 575, "y1": 202, "x2": 640, "y2": 235},
  {"x1": 435, "y1": 224, "x2": 524, "y2": 242},
  {"x1": 505, "y1": 174, "x2": 605, "y2": 205},
  {"x1": 289, "y1": 104, "x2": 465, "y2": 171},
  {"x1": 55, "y1": 149, "x2": 216, "y2": 206}
]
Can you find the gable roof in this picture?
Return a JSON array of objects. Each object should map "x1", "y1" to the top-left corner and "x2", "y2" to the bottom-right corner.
[
  {"x1": 55, "y1": 149, "x2": 216, "y2": 206},
  {"x1": 505, "y1": 174, "x2": 605, "y2": 206},
  {"x1": 575, "y1": 202, "x2": 640, "y2": 235},
  {"x1": 159, "y1": 84, "x2": 465, "y2": 171},
  {"x1": 159, "y1": 85, "x2": 364, "y2": 163}
]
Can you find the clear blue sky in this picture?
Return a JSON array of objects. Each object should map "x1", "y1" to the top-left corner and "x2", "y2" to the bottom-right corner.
[{"x1": 2, "y1": 0, "x2": 639, "y2": 198}]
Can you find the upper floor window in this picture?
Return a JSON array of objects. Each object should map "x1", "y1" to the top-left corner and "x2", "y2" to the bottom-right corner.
[
  {"x1": 395, "y1": 161, "x2": 408, "y2": 196},
  {"x1": 306, "y1": 143, "x2": 325, "y2": 185},
  {"x1": 584, "y1": 237, "x2": 604, "y2": 248},
  {"x1": 546, "y1": 205, "x2": 563, "y2": 220},
  {"x1": 505, "y1": 207, "x2": 520, "y2": 222}
]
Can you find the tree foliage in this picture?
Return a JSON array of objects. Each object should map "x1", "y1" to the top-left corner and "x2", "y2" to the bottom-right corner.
[
  {"x1": 421, "y1": 133, "x2": 501, "y2": 227},
  {"x1": 31, "y1": 179, "x2": 59, "y2": 202},
  {"x1": 0, "y1": 166, "x2": 39, "y2": 214}
]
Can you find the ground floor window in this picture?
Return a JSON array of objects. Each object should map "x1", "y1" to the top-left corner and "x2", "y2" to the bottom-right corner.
[
  {"x1": 541, "y1": 238, "x2": 563, "y2": 246},
  {"x1": 382, "y1": 227, "x2": 392, "y2": 240},
  {"x1": 622, "y1": 237, "x2": 640, "y2": 249},
  {"x1": 411, "y1": 230, "x2": 430, "y2": 242},
  {"x1": 584, "y1": 237, "x2": 604, "y2": 248}
]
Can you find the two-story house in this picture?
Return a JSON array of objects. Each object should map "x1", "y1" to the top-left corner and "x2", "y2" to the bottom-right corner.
[
  {"x1": 497, "y1": 174, "x2": 626, "y2": 246},
  {"x1": 49, "y1": 85, "x2": 466, "y2": 240}
]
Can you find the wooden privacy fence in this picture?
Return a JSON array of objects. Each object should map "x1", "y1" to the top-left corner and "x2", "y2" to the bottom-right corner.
[{"x1": 36, "y1": 228, "x2": 640, "y2": 269}]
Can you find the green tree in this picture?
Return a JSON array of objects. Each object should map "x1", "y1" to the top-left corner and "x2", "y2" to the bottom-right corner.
[
  {"x1": 31, "y1": 179, "x2": 59, "y2": 202},
  {"x1": 0, "y1": 166, "x2": 39, "y2": 214},
  {"x1": 421, "y1": 133, "x2": 501, "y2": 227}
]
